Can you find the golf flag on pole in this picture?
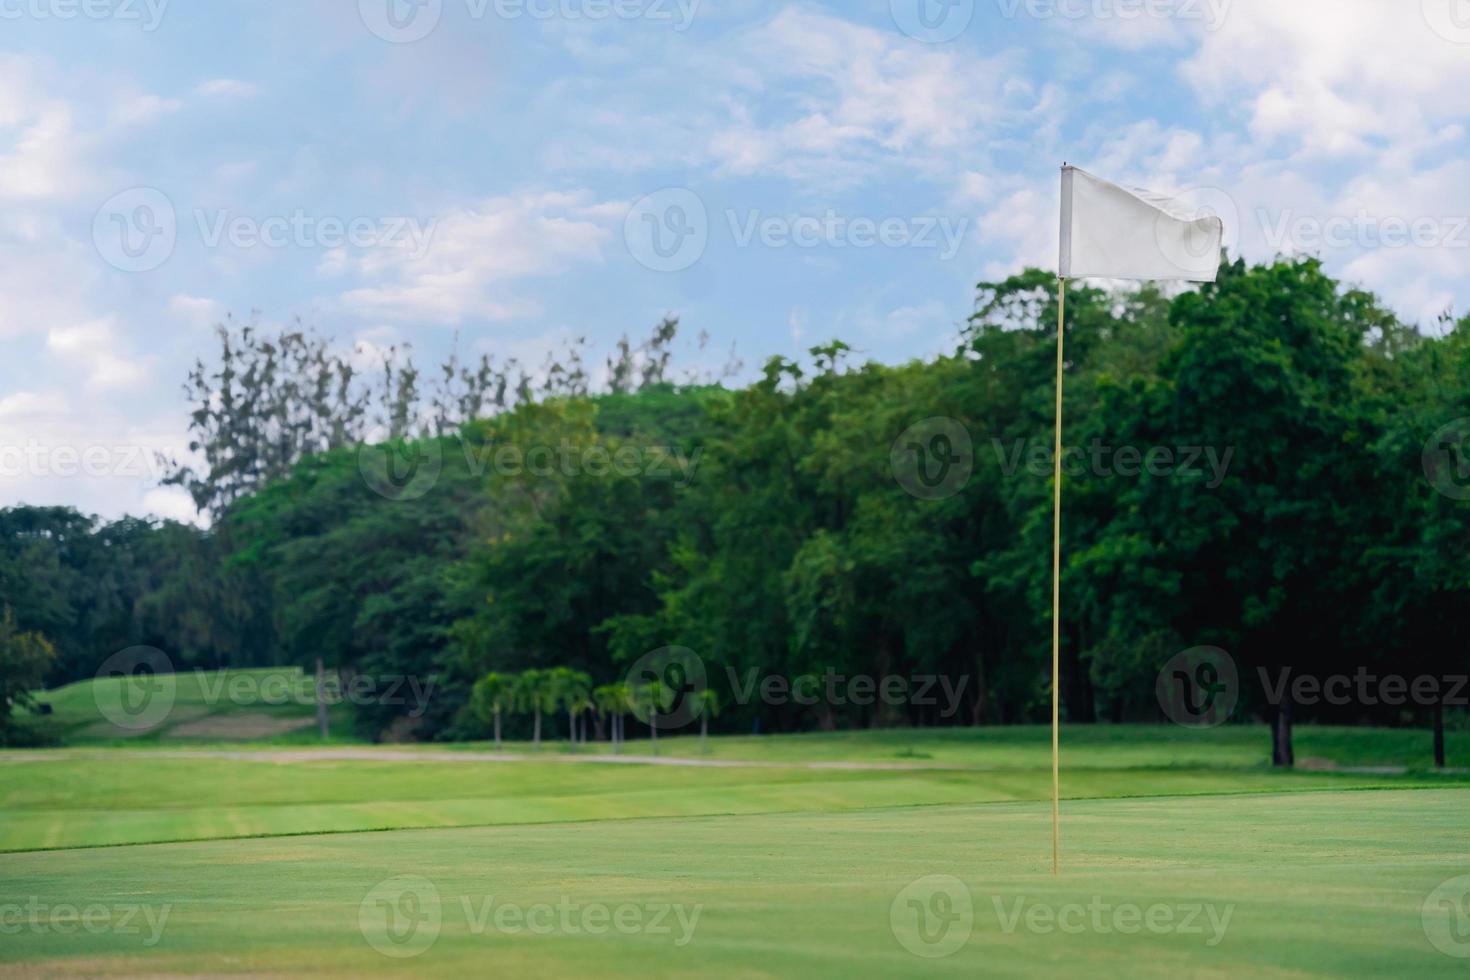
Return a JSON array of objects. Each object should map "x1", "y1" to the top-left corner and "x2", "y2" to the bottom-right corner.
[
  {"x1": 1049, "y1": 167, "x2": 1224, "y2": 876},
  {"x1": 1059, "y1": 165, "x2": 1224, "y2": 283}
]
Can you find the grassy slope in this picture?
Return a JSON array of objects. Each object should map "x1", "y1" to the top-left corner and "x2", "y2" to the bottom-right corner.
[
  {"x1": 2, "y1": 789, "x2": 1466, "y2": 977},
  {"x1": 28, "y1": 668, "x2": 358, "y2": 745}
]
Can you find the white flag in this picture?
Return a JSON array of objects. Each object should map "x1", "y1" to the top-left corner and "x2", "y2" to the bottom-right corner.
[{"x1": 1059, "y1": 166, "x2": 1223, "y2": 283}]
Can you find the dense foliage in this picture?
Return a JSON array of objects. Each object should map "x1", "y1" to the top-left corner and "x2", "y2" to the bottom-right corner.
[{"x1": 3, "y1": 258, "x2": 1468, "y2": 761}]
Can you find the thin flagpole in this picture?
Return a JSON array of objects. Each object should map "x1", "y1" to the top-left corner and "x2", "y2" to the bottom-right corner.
[{"x1": 1051, "y1": 275, "x2": 1066, "y2": 876}]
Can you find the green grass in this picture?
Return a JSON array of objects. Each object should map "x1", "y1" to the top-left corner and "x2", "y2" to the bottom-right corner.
[
  {"x1": 1, "y1": 789, "x2": 1466, "y2": 977},
  {"x1": 5, "y1": 749, "x2": 1457, "y2": 854},
  {"x1": 450, "y1": 723, "x2": 1469, "y2": 771},
  {"x1": 3, "y1": 725, "x2": 1469, "y2": 975},
  {"x1": 28, "y1": 668, "x2": 358, "y2": 745}
]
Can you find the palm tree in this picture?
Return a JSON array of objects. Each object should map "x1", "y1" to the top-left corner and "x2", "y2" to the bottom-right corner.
[
  {"x1": 633, "y1": 679, "x2": 670, "y2": 757},
  {"x1": 696, "y1": 688, "x2": 721, "y2": 754},
  {"x1": 514, "y1": 669, "x2": 554, "y2": 750},
  {"x1": 470, "y1": 671, "x2": 513, "y2": 750},
  {"x1": 571, "y1": 692, "x2": 594, "y2": 744},
  {"x1": 550, "y1": 667, "x2": 592, "y2": 747},
  {"x1": 594, "y1": 682, "x2": 631, "y2": 754}
]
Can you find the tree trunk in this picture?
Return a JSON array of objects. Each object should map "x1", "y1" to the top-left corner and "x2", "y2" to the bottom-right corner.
[
  {"x1": 567, "y1": 708, "x2": 575, "y2": 744},
  {"x1": 533, "y1": 708, "x2": 541, "y2": 749},
  {"x1": 613, "y1": 713, "x2": 621, "y2": 754},
  {"x1": 1271, "y1": 700, "x2": 1294, "y2": 768},
  {"x1": 650, "y1": 710, "x2": 658, "y2": 756},
  {"x1": 1434, "y1": 699, "x2": 1446, "y2": 769},
  {"x1": 494, "y1": 708, "x2": 502, "y2": 751},
  {"x1": 700, "y1": 713, "x2": 708, "y2": 754},
  {"x1": 315, "y1": 658, "x2": 329, "y2": 740}
]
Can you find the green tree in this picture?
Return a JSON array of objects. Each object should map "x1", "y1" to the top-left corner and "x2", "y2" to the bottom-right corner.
[
  {"x1": 0, "y1": 607, "x2": 57, "y2": 745},
  {"x1": 470, "y1": 671, "x2": 514, "y2": 750}
]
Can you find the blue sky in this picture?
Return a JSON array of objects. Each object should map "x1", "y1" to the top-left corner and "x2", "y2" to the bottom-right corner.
[{"x1": 3, "y1": 0, "x2": 1469, "y2": 521}]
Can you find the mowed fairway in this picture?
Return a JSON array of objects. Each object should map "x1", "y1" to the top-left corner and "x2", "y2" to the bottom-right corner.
[{"x1": 3, "y1": 728, "x2": 1469, "y2": 976}]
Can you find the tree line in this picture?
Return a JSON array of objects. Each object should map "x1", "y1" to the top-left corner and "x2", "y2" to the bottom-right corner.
[{"x1": 3, "y1": 256, "x2": 1468, "y2": 764}]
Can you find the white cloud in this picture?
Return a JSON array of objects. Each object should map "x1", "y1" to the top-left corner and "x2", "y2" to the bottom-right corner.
[
  {"x1": 196, "y1": 79, "x2": 263, "y2": 99},
  {"x1": 0, "y1": 57, "x2": 96, "y2": 202},
  {"x1": 168, "y1": 294, "x2": 225, "y2": 328},
  {"x1": 703, "y1": 8, "x2": 1043, "y2": 182},
  {"x1": 46, "y1": 318, "x2": 152, "y2": 391},
  {"x1": 0, "y1": 390, "x2": 69, "y2": 419},
  {"x1": 338, "y1": 191, "x2": 616, "y2": 324},
  {"x1": 1184, "y1": 0, "x2": 1470, "y2": 157}
]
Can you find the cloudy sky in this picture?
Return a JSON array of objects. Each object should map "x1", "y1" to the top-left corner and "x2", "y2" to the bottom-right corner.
[{"x1": 3, "y1": 0, "x2": 1468, "y2": 522}]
